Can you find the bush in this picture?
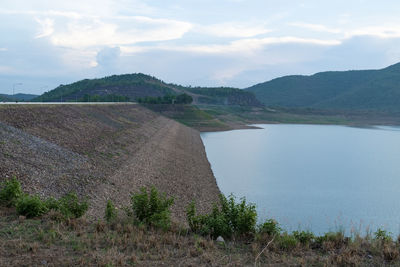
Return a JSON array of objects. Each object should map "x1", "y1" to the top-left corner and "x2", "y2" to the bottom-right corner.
[
  {"x1": 0, "y1": 177, "x2": 23, "y2": 207},
  {"x1": 293, "y1": 230, "x2": 315, "y2": 245},
  {"x1": 16, "y1": 194, "x2": 48, "y2": 218},
  {"x1": 187, "y1": 194, "x2": 257, "y2": 239},
  {"x1": 314, "y1": 231, "x2": 347, "y2": 249},
  {"x1": 375, "y1": 228, "x2": 392, "y2": 243},
  {"x1": 278, "y1": 233, "x2": 298, "y2": 251},
  {"x1": 131, "y1": 187, "x2": 174, "y2": 230},
  {"x1": 58, "y1": 193, "x2": 88, "y2": 219},
  {"x1": 105, "y1": 200, "x2": 117, "y2": 223},
  {"x1": 258, "y1": 219, "x2": 281, "y2": 236},
  {"x1": 45, "y1": 197, "x2": 60, "y2": 210}
]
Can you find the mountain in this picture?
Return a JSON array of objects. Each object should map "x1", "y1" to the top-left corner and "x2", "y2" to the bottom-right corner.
[
  {"x1": 246, "y1": 63, "x2": 400, "y2": 111},
  {"x1": 35, "y1": 73, "x2": 262, "y2": 107},
  {"x1": 0, "y1": 93, "x2": 38, "y2": 102}
]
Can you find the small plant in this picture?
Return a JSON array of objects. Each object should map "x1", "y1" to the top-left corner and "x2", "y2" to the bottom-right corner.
[
  {"x1": 314, "y1": 231, "x2": 347, "y2": 249},
  {"x1": 186, "y1": 194, "x2": 257, "y2": 239},
  {"x1": 278, "y1": 233, "x2": 298, "y2": 251},
  {"x1": 258, "y1": 219, "x2": 281, "y2": 236},
  {"x1": 0, "y1": 177, "x2": 23, "y2": 207},
  {"x1": 131, "y1": 186, "x2": 174, "y2": 230},
  {"x1": 105, "y1": 199, "x2": 117, "y2": 223},
  {"x1": 58, "y1": 192, "x2": 88, "y2": 219},
  {"x1": 45, "y1": 197, "x2": 60, "y2": 210},
  {"x1": 293, "y1": 230, "x2": 315, "y2": 245},
  {"x1": 375, "y1": 228, "x2": 392, "y2": 243},
  {"x1": 16, "y1": 194, "x2": 48, "y2": 218}
]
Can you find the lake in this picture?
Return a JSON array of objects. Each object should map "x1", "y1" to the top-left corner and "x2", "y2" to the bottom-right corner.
[{"x1": 201, "y1": 124, "x2": 400, "y2": 236}]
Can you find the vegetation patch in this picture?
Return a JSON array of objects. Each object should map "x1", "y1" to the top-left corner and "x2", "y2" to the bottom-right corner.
[
  {"x1": 1, "y1": 178, "x2": 400, "y2": 266},
  {"x1": 130, "y1": 186, "x2": 174, "y2": 230},
  {"x1": 0, "y1": 177, "x2": 88, "y2": 219},
  {"x1": 187, "y1": 194, "x2": 257, "y2": 239}
]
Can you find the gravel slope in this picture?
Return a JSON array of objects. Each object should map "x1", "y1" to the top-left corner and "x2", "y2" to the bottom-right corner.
[{"x1": 0, "y1": 104, "x2": 220, "y2": 223}]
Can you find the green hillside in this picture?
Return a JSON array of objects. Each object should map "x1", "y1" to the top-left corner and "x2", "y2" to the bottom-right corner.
[
  {"x1": 246, "y1": 63, "x2": 400, "y2": 111},
  {"x1": 0, "y1": 93, "x2": 38, "y2": 102},
  {"x1": 35, "y1": 73, "x2": 262, "y2": 107},
  {"x1": 35, "y1": 74, "x2": 175, "y2": 102}
]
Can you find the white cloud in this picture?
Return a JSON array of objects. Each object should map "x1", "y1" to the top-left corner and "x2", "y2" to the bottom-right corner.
[
  {"x1": 35, "y1": 17, "x2": 54, "y2": 38},
  {"x1": 127, "y1": 36, "x2": 342, "y2": 55},
  {"x1": 0, "y1": 48, "x2": 7, "y2": 52},
  {"x1": 195, "y1": 22, "x2": 272, "y2": 38},
  {"x1": 347, "y1": 26, "x2": 400, "y2": 39},
  {"x1": 50, "y1": 16, "x2": 192, "y2": 48},
  {"x1": 290, "y1": 22, "x2": 341, "y2": 34}
]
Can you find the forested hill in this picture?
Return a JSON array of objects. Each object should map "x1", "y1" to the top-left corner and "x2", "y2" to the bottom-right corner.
[
  {"x1": 0, "y1": 93, "x2": 38, "y2": 102},
  {"x1": 246, "y1": 63, "x2": 400, "y2": 112},
  {"x1": 35, "y1": 73, "x2": 263, "y2": 107}
]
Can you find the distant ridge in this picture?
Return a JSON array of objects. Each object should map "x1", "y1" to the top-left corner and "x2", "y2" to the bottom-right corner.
[
  {"x1": 35, "y1": 73, "x2": 263, "y2": 107},
  {"x1": 0, "y1": 93, "x2": 38, "y2": 102},
  {"x1": 246, "y1": 63, "x2": 400, "y2": 112}
]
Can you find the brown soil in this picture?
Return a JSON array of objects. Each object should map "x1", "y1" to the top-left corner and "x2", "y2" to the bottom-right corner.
[{"x1": 0, "y1": 104, "x2": 220, "y2": 223}]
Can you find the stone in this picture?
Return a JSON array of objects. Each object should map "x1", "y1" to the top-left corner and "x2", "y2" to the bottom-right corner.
[{"x1": 216, "y1": 236, "x2": 225, "y2": 243}]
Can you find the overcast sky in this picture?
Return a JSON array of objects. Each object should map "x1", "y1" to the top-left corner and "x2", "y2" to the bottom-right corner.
[{"x1": 2, "y1": 0, "x2": 400, "y2": 94}]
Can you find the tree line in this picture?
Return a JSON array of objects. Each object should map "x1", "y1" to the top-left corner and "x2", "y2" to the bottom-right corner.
[{"x1": 137, "y1": 93, "x2": 193, "y2": 104}]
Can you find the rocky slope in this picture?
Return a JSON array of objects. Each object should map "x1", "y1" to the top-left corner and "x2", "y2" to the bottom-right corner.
[{"x1": 0, "y1": 104, "x2": 220, "y2": 223}]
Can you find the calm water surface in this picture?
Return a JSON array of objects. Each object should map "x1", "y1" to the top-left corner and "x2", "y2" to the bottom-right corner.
[{"x1": 201, "y1": 124, "x2": 400, "y2": 236}]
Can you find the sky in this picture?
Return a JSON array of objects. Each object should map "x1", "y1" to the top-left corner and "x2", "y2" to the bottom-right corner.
[{"x1": 2, "y1": 0, "x2": 400, "y2": 95}]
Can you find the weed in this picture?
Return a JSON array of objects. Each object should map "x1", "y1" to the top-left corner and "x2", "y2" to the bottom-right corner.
[
  {"x1": 105, "y1": 200, "x2": 117, "y2": 223},
  {"x1": 131, "y1": 186, "x2": 174, "y2": 230},
  {"x1": 278, "y1": 233, "x2": 298, "y2": 251},
  {"x1": 0, "y1": 177, "x2": 23, "y2": 207},
  {"x1": 16, "y1": 194, "x2": 48, "y2": 218},
  {"x1": 187, "y1": 194, "x2": 257, "y2": 239},
  {"x1": 293, "y1": 230, "x2": 315, "y2": 245},
  {"x1": 58, "y1": 193, "x2": 88, "y2": 219},
  {"x1": 375, "y1": 228, "x2": 392, "y2": 243},
  {"x1": 258, "y1": 219, "x2": 281, "y2": 236}
]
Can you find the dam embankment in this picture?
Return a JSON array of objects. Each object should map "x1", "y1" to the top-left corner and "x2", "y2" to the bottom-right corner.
[{"x1": 0, "y1": 104, "x2": 220, "y2": 223}]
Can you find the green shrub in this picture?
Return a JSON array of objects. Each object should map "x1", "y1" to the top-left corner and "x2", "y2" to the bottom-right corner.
[
  {"x1": 16, "y1": 194, "x2": 48, "y2": 218},
  {"x1": 186, "y1": 194, "x2": 257, "y2": 239},
  {"x1": 45, "y1": 197, "x2": 60, "y2": 210},
  {"x1": 0, "y1": 177, "x2": 23, "y2": 207},
  {"x1": 258, "y1": 219, "x2": 281, "y2": 236},
  {"x1": 315, "y1": 231, "x2": 346, "y2": 248},
  {"x1": 293, "y1": 230, "x2": 315, "y2": 245},
  {"x1": 105, "y1": 200, "x2": 117, "y2": 223},
  {"x1": 131, "y1": 187, "x2": 174, "y2": 230},
  {"x1": 375, "y1": 228, "x2": 392, "y2": 243},
  {"x1": 58, "y1": 193, "x2": 88, "y2": 219},
  {"x1": 278, "y1": 233, "x2": 298, "y2": 251}
]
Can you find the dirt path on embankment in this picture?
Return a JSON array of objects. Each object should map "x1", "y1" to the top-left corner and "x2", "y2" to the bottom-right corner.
[{"x1": 0, "y1": 104, "x2": 220, "y2": 223}]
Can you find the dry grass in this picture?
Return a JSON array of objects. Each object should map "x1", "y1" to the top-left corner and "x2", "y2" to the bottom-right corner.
[{"x1": 1, "y1": 207, "x2": 400, "y2": 266}]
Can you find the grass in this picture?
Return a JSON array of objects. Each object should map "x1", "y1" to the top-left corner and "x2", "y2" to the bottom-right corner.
[
  {"x1": 2, "y1": 178, "x2": 400, "y2": 266},
  {"x1": 141, "y1": 104, "x2": 230, "y2": 130},
  {"x1": 1, "y1": 206, "x2": 400, "y2": 266}
]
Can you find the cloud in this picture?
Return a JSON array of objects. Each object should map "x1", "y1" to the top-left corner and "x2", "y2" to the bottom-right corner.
[
  {"x1": 121, "y1": 36, "x2": 341, "y2": 56},
  {"x1": 96, "y1": 46, "x2": 121, "y2": 67},
  {"x1": 289, "y1": 22, "x2": 341, "y2": 34},
  {"x1": 347, "y1": 26, "x2": 400, "y2": 39},
  {"x1": 50, "y1": 16, "x2": 192, "y2": 48},
  {"x1": 35, "y1": 17, "x2": 54, "y2": 38},
  {"x1": 195, "y1": 22, "x2": 272, "y2": 38},
  {"x1": 0, "y1": 48, "x2": 7, "y2": 52}
]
